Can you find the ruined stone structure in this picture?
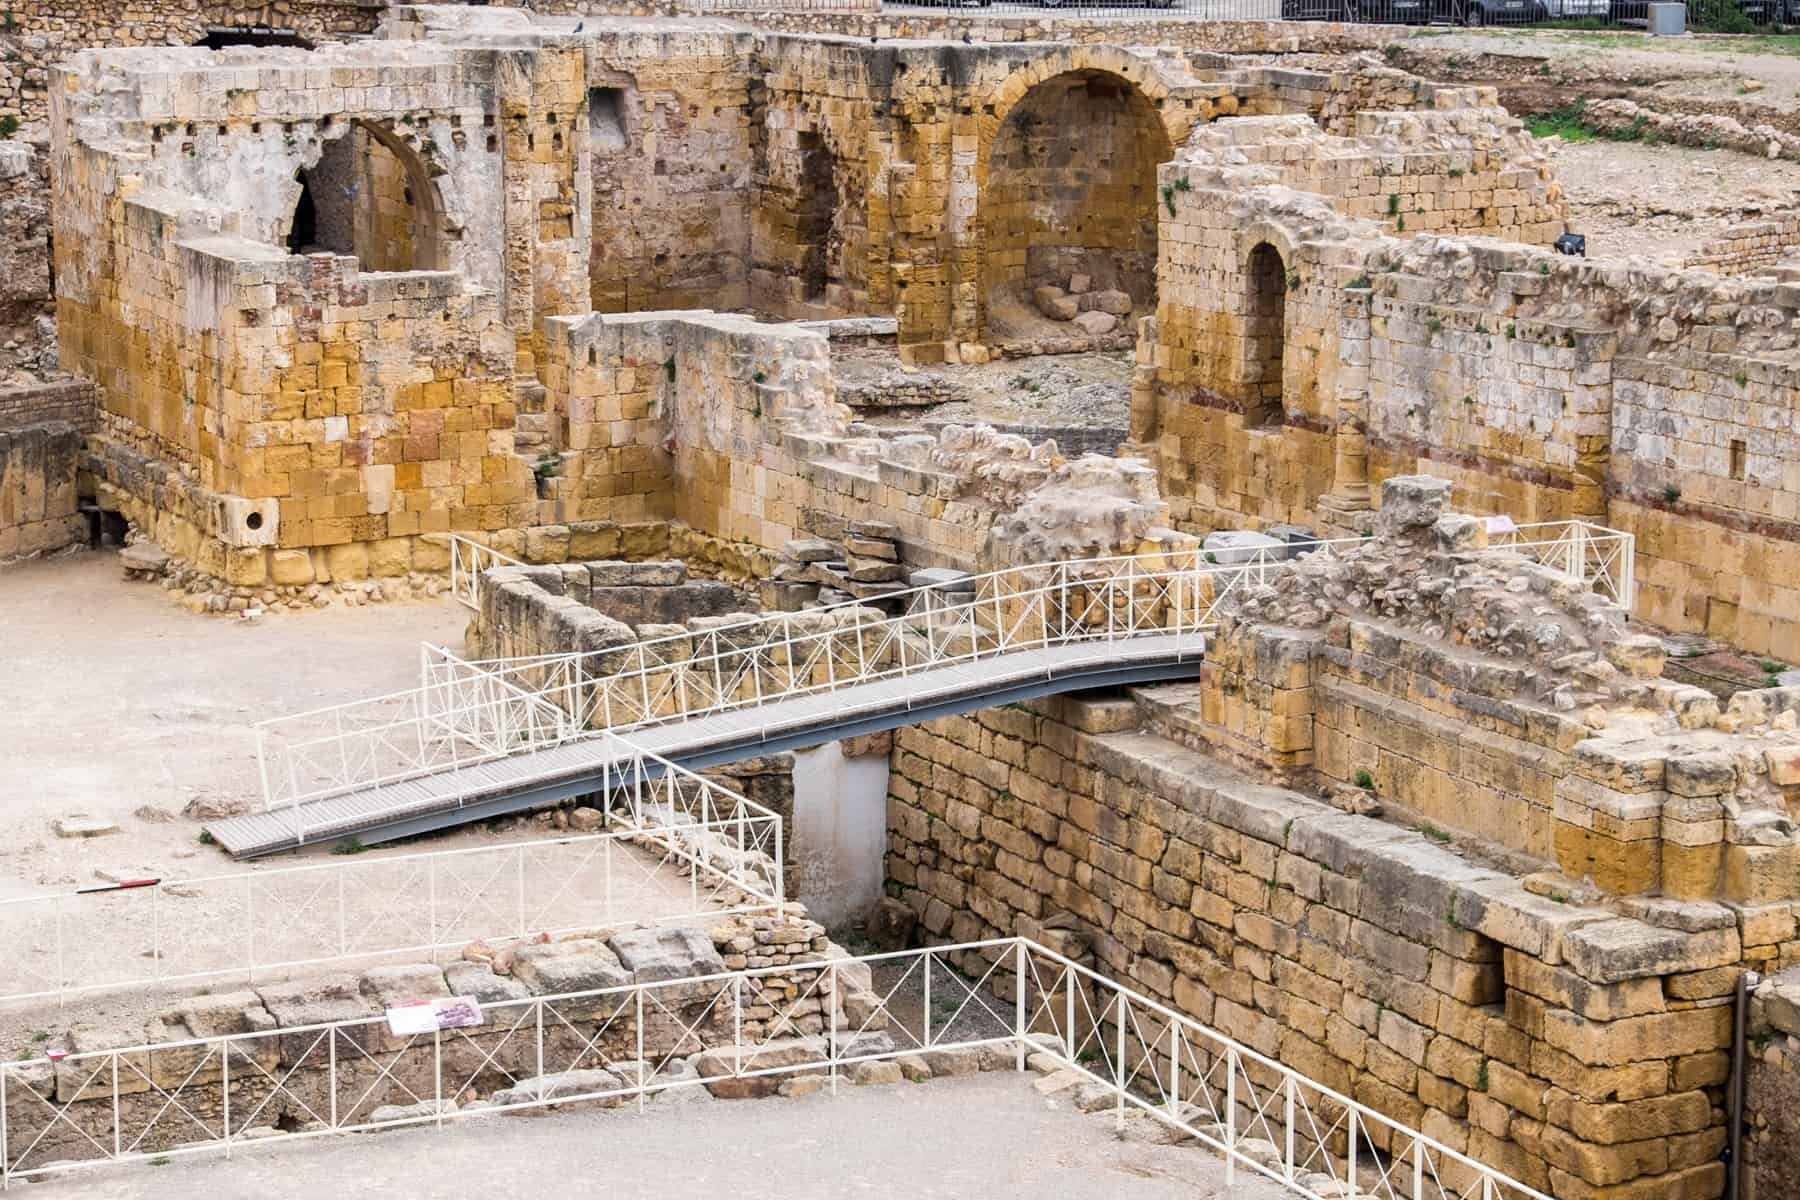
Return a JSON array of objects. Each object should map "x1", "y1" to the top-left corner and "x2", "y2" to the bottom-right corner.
[
  {"x1": 1133, "y1": 95, "x2": 1800, "y2": 659},
  {"x1": 884, "y1": 480, "x2": 1794, "y2": 1200},
  {"x1": 11, "y1": 6, "x2": 1800, "y2": 1199},
  {"x1": 39, "y1": 8, "x2": 1563, "y2": 594}
]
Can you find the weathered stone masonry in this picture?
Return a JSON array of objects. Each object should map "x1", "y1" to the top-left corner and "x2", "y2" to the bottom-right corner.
[{"x1": 888, "y1": 694, "x2": 1741, "y2": 1199}]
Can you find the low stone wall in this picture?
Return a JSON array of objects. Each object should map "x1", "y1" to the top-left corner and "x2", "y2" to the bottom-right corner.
[
  {"x1": 887, "y1": 690, "x2": 1752, "y2": 1198},
  {"x1": 464, "y1": 559, "x2": 750, "y2": 664},
  {"x1": 0, "y1": 379, "x2": 94, "y2": 433},
  {"x1": 508, "y1": 5, "x2": 1405, "y2": 55},
  {"x1": 0, "y1": 420, "x2": 82, "y2": 561},
  {"x1": 4, "y1": 910, "x2": 867, "y2": 1169},
  {"x1": 1684, "y1": 215, "x2": 1800, "y2": 276}
]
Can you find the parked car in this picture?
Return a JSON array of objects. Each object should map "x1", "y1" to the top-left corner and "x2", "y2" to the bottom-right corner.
[
  {"x1": 1459, "y1": 0, "x2": 1551, "y2": 23},
  {"x1": 1541, "y1": 0, "x2": 1610, "y2": 15},
  {"x1": 1278, "y1": 0, "x2": 1430, "y2": 21}
]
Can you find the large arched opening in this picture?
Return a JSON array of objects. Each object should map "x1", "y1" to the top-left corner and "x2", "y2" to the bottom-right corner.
[
  {"x1": 284, "y1": 121, "x2": 447, "y2": 272},
  {"x1": 979, "y1": 69, "x2": 1172, "y2": 343}
]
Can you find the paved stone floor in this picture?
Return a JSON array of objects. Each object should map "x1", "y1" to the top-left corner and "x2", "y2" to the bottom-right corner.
[{"x1": 36, "y1": 1073, "x2": 1291, "y2": 1199}]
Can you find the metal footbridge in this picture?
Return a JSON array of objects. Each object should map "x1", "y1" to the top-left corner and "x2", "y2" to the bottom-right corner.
[{"x1": 206, "y1": 522, "x2": 1636, "y2": 858}]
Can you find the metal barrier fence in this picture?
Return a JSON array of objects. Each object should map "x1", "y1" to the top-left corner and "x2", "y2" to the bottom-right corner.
[
  {"x1": 449, "y1": 535, "x2": 524, "y2": 612},
  {"x1": 876, "y1": 0, "x2": 1775, "y2": 30},
  {"x1": 0, "y1": 937, "x2": 1548, "y2": 1199},
  {"x1": 0, "y1": 806, "x2": 783, "y2": 1008},
  {"x1": 1487, "y1": 519, "x2": 1635, "y2": 611}
]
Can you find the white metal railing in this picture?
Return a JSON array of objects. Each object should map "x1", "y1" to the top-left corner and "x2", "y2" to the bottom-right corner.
[
  {"x1": 267, "y1": 526, "x2": 1635, "y2": 817},
  {"x1": 0, "y1": 937, "x2": 1548, "y2": 1200},
  {"x1": 1486, "y1": 520, "x2": 1635, "y2": 611},
  {"x1": 449, "y1": 533, "x2": 525, "y2": 612},
  {"x1": 0, "y1": 797, "x2": 783, "y2": 1008}
]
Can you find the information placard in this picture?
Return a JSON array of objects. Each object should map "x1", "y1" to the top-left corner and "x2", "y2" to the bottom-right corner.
[{"x1": 386, "y1": 995, "x2": 484, "y2": 1037}]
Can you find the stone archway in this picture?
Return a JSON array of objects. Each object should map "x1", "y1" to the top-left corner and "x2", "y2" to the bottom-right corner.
[
  {"x1": 1243, "y1": 241, "x2": 1288, "y2": 427},
  {"x1": 1232, "y1": 220, "x2": 1303, "y2": 426},
  {"x1": 285, "y1": 120, "x2": 450, "y2": 272},
  {"x1": 975, "y1": 68, "x2": 1172, "y2": 345}
]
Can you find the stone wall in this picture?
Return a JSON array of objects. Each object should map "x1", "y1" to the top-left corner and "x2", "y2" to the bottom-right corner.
[
  {"x1": 0, "y1": 379, "x2": 95, "y2": 434},
  {"x1": 0, "y1": 141, "x2": 52, "y2": 372},
  {"x1": 0, "y1": 420, "x2": 83, "y2": 560},
  {"x1": 585, "y1": 28, "x2": 756, "y2": 313},
  {"x1": 1684, "y1": 215, "x2": 1800, "y2": 277},
  {"x1": 886, "y1": 690, "x2": 1747, "y2": 1199},
  {"x1": 0, "y1": 2, "x2": 383, "y2": 126},
  {"x1": 1, "y1": 908, "x2": 873, "y2": 1170},
  {"x1": 464, "y1": 558, "x2": 746, "y2": 665},
  {"x1": 1134, "y1": 93, "x2": 1800, "y2": 659}
]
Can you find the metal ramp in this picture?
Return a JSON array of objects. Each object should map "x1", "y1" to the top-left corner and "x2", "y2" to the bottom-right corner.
[
  {"x1": 212, "y1": 522, "x2": 1636, "y2": 860},
  {"x1": 206, "y1": 635, "x2": 1199, "y2": 857}
]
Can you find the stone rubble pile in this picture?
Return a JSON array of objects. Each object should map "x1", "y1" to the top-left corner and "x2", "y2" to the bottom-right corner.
[
  {"x1": 1583, "y1": 97, "x2": 1800, "y2": 164},
  {"x1": 1031, "y1": 271, "x2": 1133, "y2": 336},
  {"x1": 767, "y1": 519, "x2": 911, "y2": 610},
  {"x1": 1218, "y1": 475, "x2": 1664, "y2": 714}
]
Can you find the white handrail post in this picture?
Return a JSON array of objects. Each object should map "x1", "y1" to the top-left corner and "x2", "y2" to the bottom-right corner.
[
  {"x1": 1414, "y1": 1132, "x2": 1424, "y2": 1200},
  {"x1": 1114, "y1": 990, "x2": 1126, "y2": 1132},
  {"x1": 1224, "y1": 1046, "x2": 1236, "y2": 1184},
  {"x1": 1014, "y1": 940, "x2": 1027, "y2": 1072},
  {"x1": 923, "y1": 951, "x2": 932, "y2": 1048},
  {"x1": 255, "y1": 727, "x2": 271, "y2": 812},
  {"x1": 1169, "y1": 1022, "x2": 1181, "y2": 1120},
  {"x1": 1284, "y1": 1074, "x2": 1296, "y2": 1182},
  {"x1": 828, "y1": 960, "x2": 839, "y2": 1096},
  {"x1": 428, "y1": 854, "x2": 438, "y2": 963}
]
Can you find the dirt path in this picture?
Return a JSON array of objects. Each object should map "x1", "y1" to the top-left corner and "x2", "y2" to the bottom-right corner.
[{"x1": 34, "y1": 1072, "x2": 1290, "y2": 1200}]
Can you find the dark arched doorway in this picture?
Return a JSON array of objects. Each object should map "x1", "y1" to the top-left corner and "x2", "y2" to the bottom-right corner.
[
  {"x1": 980, "y1": 69, "x2": 1171, "y2": 342},
  {"x1": 1244, "y1": 242, "x2": 1288, "y2": 427},
  {"x1": 284, "y1": 122, "x2": 446, "y2": 271}
]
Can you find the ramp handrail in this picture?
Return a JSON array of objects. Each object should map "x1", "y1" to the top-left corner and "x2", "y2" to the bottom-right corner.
[
  {"x1": 449, "y1": 533, "x2": 525, "y2": 612},
  {"x1": 261, "y1": 524, "x2": 1634, "y2": 818},
  {"x1": 0, "y1": 805, "x2": 783, "y2": 1008}
]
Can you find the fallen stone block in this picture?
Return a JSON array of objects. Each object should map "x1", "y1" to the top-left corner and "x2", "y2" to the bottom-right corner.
[
  {"x1": 895, "y1": 1054, "x2": 931, "y2": 1082},
  {"x1": 1080, "y1": 288, "x2": 1132, "y2": 316},
  {"x1": 1071, "y1": 310, "x2": 1118, "y2": 336},
  {"x1": 849, "y1": 1060, "x2": 904, "y2": 1086},
  {"x1": 920, "y1": 1046, "x2": 982, "y2": 1077},
  {"x1": 1034, "y1": 285, "x2": 1078, "y2": 322},
  {"x1": 512, "y1": 940, "x2": 631, "y2": 1016},
  {"x1": 53, "y1": 815, "x2": 119, "y2": 839},
  {"x1": 443, "y1": 961, "x2": 532, "y2": 1004},
  {"x1": 608, "y1": 924, "x2": 727, "y2": 1007},
  {"x1": 491, "y1": 1068, "x2": 625, "y2": 1110}
]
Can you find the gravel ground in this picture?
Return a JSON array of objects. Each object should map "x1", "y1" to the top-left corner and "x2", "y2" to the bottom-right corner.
[
  {"x1": 836, "y1": 347, "x2": 1133, "y2": 431},
  {"x1": 1545, "y1": 135, "x2": 1800, "y2": 262},
  {"x1": 29, "y1": 1072, "x2": 1290, "y2": 1200},
  {"x1": 0, "y1": 550, "x2": 717, "y2": 1057}
]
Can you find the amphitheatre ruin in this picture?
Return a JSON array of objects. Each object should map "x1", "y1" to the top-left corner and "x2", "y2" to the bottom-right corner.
[{"x1": 4, "y1": 0, "x2": 1800, "y2": 1196}]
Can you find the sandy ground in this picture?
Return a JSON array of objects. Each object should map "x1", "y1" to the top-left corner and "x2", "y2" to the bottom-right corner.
[
  {"x1": 0, "y1": 548, "x2": 473, "y2": 893},
  {"x1": 836, "y1": 346, "x2": 1134, "y2": 431},
  {"x1": 1545, "y1": 136, "x2": 1800, "y2": 261},
  {"x1": 29, "y1": 1072, "x2": 1290, "y2": 1200},
  {"x1": 0, "y1": 549, "x2": 723, "y2": 1051}
]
